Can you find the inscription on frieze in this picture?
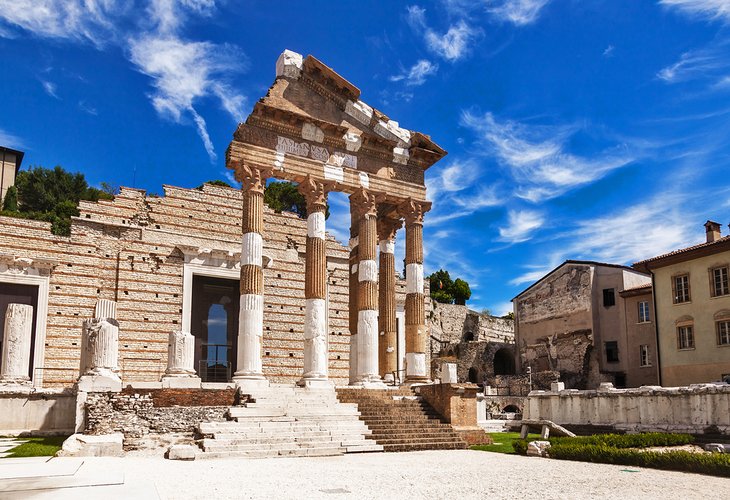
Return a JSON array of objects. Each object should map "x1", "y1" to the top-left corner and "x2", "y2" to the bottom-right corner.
[{"x1": 276, "y1": 136, "x2": 357, "y2": 168}]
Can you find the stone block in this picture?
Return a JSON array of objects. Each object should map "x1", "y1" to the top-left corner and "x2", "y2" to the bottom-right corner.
[
  {"x1": 551, "y1": 382, "x2": 565, "y2": 392},
  {"x1": 704, "y1": 443, "x2": 727, "y2": 453},
  {"x1": 77, "y1": 375, "x2": 122, "y2": 393},
  {"x1": 58, "y1": 433, "x2": 124, "y2": 457},
  {"x1": 527, "y1": 440, "x2": 551, "y2": 457},
  {"x1": 161, "y1": 377, "x2": 202, "y2": 389},
  {"x1": 441, "y1": 362, "x2": 458, "y2": 384},
  {"x1": 167, "y1": 444, "x2": 198, "y2": 460}
]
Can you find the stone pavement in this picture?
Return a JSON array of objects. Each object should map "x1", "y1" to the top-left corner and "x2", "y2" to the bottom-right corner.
[{"x1": 0, "y1": 438, "x2": 26, "y2": 458}]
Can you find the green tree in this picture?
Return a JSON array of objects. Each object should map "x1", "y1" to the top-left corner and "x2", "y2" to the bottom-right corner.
[
  {"x1": 264, "y1": 181, "x2": 330, "y2": 219},
  {"x1": 428, "y1": 269, "x2": 454, "y2": 304},
  {"x1": 502, "y1": 311, "x2": 515, "y2": 320},
  {"x1": 9, "y1": 166, "x2": 113, "y2": 236},
  {"x1": 2, "y1": 185, "x2": 18, "y2": 212},
  {"x1": 452, "y1": 278, "x2": 471, "y2": 305},
  {"x1": 196, "y1": 179, "x2": 231, "y2": 189}
]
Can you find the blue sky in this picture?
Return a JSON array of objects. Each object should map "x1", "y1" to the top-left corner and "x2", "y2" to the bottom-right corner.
[{"x1": 1, "y1": 0, "x2": 730, "y2": 315}]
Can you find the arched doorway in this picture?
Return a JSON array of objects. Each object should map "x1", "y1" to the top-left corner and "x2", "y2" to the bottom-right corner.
[
  {"x1": 468, "y1": 367, "x2": 479, "y2": 383},
  {"x1": 493, "y1": 348, "x2": 515, "y2": 375}
]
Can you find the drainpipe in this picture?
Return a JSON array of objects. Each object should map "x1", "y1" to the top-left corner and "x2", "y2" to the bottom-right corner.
[{"x1": 650, "y1": 270, "x2": 662, "y2": 386}]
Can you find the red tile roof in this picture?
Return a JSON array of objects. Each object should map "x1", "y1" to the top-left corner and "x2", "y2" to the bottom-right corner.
[{"x1": 634, "y1": 235, "x2": 730, "y2": 270}]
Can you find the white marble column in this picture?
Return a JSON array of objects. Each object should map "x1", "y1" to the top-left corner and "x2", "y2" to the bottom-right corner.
[
  {"x1": 0, "y1": 303, "x2": 33, "y2": 384},
  {"x1": 78, "y1": 316, "x2": 122, "y2": 392},
  {"x1": 233, "y1": 164, "x2": 271, "y2": 389},
  {"x1": 162, "y1": 330, "x2": 201, "y2": 388}
]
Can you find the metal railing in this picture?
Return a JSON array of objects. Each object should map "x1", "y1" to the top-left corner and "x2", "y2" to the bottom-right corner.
[{"x1": 199, "y1": 342, "x2": 232, "y2": 382}]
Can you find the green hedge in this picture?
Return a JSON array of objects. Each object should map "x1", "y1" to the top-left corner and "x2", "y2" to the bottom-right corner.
[
  {"x1": 549, "y1": 432, "x2": 694, "y2": 449},
  {"x1": 512, "y1": 439, "x2": 528, "y2": 455},
  {"x1": 549, "y1": 443, "x2": 730, "y2": 477}
]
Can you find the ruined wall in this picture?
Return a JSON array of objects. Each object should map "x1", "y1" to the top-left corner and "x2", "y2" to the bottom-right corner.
[
  {"x1": 0, "y1": 183, "x2": 412, "y2": 387},
  {"x1": 429, "y1": 303, "x2": 514, "y2": 345},
  {"x1": 525, "y1": 383, "x2": 730, "y2": 436}
]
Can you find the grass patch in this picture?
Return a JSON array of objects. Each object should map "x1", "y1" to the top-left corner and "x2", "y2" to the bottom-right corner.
[
  {"x1": 3, "y1": 436, "x2": 67, "y2": 458},
  {"x1": 471, "y1": 433, "x2": 541, "y2": 454}
]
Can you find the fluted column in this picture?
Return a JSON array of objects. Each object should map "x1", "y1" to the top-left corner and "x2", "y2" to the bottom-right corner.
[
  {"x1": 165, "y1": 331, "x2": 196, "y2": 377},
  {"x1": 298, "y1": 176, "x2": 336, "y2": 387},
  {"x1": 233, "y1": 164, "x2": 272, "y2": 384},
  {"x1": 377, "y1": 214, "x2": 401, "y2": 383},
  {"x1": 350, "y1": 188, "x2": 384, "y2": 386},
  {"x1": 348, "y1": 210, "x2": 359, "y2": 385},
  {"x1": 398, "y1": 198, "x2": 431, "y2": 383},
  {"x1": 0, "y1": 304, "x2": 33, "y2": 384}
]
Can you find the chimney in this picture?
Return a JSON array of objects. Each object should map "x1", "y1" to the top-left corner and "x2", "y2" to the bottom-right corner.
[{"x1": 705, "y1": 220, "x2": 721, "y2": 243}]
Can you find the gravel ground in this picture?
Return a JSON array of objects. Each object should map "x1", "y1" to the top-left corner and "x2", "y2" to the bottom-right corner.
[{"x1": 81, "y1": 450, "x2": 729, "y2": 500}]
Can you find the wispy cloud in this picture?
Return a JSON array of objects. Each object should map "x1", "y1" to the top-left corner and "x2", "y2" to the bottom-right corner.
[
  {"x1": 0, "y1": 128, "x2": 26, "y2": 150},
  {"x1": 390, "y1": 59, "x2": 438, "y2": 86},
  {"x1": 498, "y1": 209, "x2": 544, "y2": 243},
  {"x1": 603, "y1": 45, "x2": 615, "y2": 57},
  {"x1": 78, "y1": 100, "x2": 98, "y2": 115},
  {"x1": 461, "y1": 111, "x2": 638, "y2": 202},
  {"x1": 41, "y1": 80, "x2": 59, "y2": 99},
  {"x1": 657, "y1": 40, "x2": 730, "y2": 86},
  {"x1": 660, "y1": 0, "x2": 730, "y2": 24},
  {"x1": 0, "y1": 0, "x2": 246, "y2": 162},
  {"x1": 406, "y1": 5, "x2": 480, "y2": 61},
  {"x1": 487, "y1": 0, "x2": 551, "y2": 26}
]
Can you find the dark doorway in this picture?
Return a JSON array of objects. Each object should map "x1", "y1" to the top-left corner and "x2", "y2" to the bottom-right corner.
[
  {"x1": 0, "y1": 282, "x2": 39, "y2": 379},
  {"x1": 468, "y1": 367, "x2": 479, "y2": 383},
  {"x1": 493, "y1": 348, "x2": 516, "y2": 375},
  {"x1": 190, "y1": 275, "x2": 239, "y2": 382}
]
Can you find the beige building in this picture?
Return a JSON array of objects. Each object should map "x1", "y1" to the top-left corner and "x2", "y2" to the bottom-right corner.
[
  {"x1": 513, "y1": 260, "x2": 652, "y2": 389},
  {"x1": 618, "y1": 283, "x2": 659, "y2": 387},
  {"x1": 0, "y1": 146, "x2": 23, "y2": 205},
  {"x1": 635, "y1": 221, "x2": 730, "y2": 386}
]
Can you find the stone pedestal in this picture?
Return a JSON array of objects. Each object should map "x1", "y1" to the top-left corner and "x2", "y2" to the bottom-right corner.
[
  {"x1": 162, "y1": 331, "x2": 201, "y2": 388},
  {"x1": 77, "y1": 318, "x2": 121, "y2": 392},
  {"x1": 233, "y1": 164, "x2": 271, "y2": 384},
  {"x1": 441, "y1": 362, "x2": 458, "y2": 384},
  {"x1": 0, "y1": 303, "x2": 33, "y2": 384}
]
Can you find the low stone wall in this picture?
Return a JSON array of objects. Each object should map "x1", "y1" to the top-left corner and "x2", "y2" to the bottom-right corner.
[
  {"x1": 524, "y1": 384, "x2": 730, "y2": 436},
  {"x1": 0, "y1": 387, "x2": 76, "y2": 436},
  {"x1": 417, "y1": 383, "x2": 492, "y2": 445},
  {"x1": 85, "y1": 388, "x2": 235, "y2": 438}
]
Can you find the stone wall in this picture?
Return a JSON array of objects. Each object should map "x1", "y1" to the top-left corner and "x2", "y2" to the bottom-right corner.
[
  {"x1": 429, "y1": 303, "x2": 514, "y2": 345},
  {"x1": 84, "y1": 388, "x2": 234, "y2": 438},
  {"x1": 0, "y1": 387, "x2": 76, "y2": 435},
  {"x1": 417, "y1": 383, "x2": 491, "y2": 445},
  {"x1": 524, "y1": 383, "x2": 730, "y2": 436},
  {"x1": 0, "y1": 183, "x2": 413, "y2": 387}
]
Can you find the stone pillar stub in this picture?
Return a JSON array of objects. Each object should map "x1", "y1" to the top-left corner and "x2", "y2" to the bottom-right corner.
[
  {"x1": 233, "y1": 163, "x2": 272, "y2": 389},
  {"x1": 441, "y1": 362, "x2": 458, "y2": 384},
  {"x1": 162, "y1": 331, "x2": 201, "y2": 388},
  {"x1": 298, "y1": 176, "x2": 336, "y2": 389},
  {"x1": 0, "y1": 303, "x2": 33, "y2": 384},
  {"x1": 78, "y1": 317, "x2": 122, "y2": 392},
  {"x1": 398, "y1": 198, "x2": 431, "y2": 383}
]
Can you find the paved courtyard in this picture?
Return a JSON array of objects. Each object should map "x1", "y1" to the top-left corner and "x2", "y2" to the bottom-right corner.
[{"x1": 1, "y1": 450, "x2": 728, "y2": 499}]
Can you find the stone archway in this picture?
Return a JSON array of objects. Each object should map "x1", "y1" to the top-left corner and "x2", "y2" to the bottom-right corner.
[{"x1": 493, "y1": 348, "x2": 516, "y2": 375}]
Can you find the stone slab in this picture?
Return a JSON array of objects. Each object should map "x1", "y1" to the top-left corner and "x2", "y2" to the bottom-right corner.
[
  {"x1": 57, "y1": 433, "x2": 124, "y2": 457},
  {"x1": 0, "y1": 458, "x2": 83, "y2": 480},
  {"x1": 77, "y1": 375, "x2": 122, "y2": 393},
  {"x1": 161, "y1": 377, "x2": 202, "y2": 389},
  {"x1": 166, "y1": 445, "x2": 197, "y2": 461},
  {"x1": 0, "y1": 457, "x2": 52, "y2": 466},
  {"x1": 0, "y1": 471, "x2": 125, "y2": 493}
]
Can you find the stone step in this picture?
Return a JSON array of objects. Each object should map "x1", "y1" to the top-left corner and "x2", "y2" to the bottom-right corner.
[
  {"x1": 382, "y1": 442, "x2": 466, "y2": 452},
  {"x1": 197, "y1": 447, "x2": 346, "y2": 459},
  {"x1": 203, "y1": 441, "x2": 347, "y2": 453},
  {"x1": 206, "y1": 434, "x2": 373, "y2": 446},
  {"x1": 201, "y1": 420, "x2": 370, "y2": 431}
]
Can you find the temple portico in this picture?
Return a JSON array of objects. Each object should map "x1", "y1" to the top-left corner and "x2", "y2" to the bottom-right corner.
[{"x1": 227, "y1": 49, "x2": 446, "y2": 388}]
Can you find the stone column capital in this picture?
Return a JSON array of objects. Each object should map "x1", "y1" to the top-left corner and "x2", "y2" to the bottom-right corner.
[
  {"x1": 297, "y1": 175, "x2": 337, "y2": 213},
  {"x1": 397, "y1": 198, "x2": 432, "y2": 226},
  {"x1": 377, "y1": 214, "x2": 402, "y2": 242},
  {"x1": 349, "y1": 188, "x2": 384, "y2": 219},
  {"x1": 235, "y1": 162, "x2": 273, "y2": 195}
]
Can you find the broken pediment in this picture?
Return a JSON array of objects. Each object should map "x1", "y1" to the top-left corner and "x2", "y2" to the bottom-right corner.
[{"x1": 228, "y1": 49, "x2": 446, "y2": 203}]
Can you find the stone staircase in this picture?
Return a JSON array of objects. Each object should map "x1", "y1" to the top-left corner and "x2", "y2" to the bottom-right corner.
[
  {"x1": 335, "y1": 388, "x2": 468, "y2": 452},
  {"x1": 196, "y1": 384, "x2": 383, "y2": 459}
]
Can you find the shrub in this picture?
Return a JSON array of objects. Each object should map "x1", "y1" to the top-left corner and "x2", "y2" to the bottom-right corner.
[
  {"x1": 549, "y1": 432, "x2": 694, "y2": 449},
  {"x1": 512, "y1": 439, "x2": 528, "y2": 455}
]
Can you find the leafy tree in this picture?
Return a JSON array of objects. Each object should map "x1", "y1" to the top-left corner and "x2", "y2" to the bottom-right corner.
[
  {"x1": 197, "y1": 179, "x2": 231, "y2": 189},
  {"x1": 7, "y1": 166, "x2": 113, "y2": 236},
  {"x1": 452, "y1": 278, "x2": 471, "y2": 305},
  {"x1": 2, "y1": 185, "x2": 18, "y2": 212},
  {"x1": 99, "y1": 182, "x2": 120, "y2": 196},
  {"x1": 502, "y1": 311, "x2": 515, "y2": 320},
  {"x1": 264, "y1": 180, "x2": 330, "y2": 219},
  {"x1": 428, "y1": 269, "x2": 454, "y2": 304}
]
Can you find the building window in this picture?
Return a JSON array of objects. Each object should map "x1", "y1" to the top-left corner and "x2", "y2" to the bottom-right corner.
[
  {"x1": 711, "y1": 267, "x2": 729, "y2": 297},
  {"x1": 605, "y1": 341, "x2": 619, "y2": 363},
  {"x1": 603, "y1": 288, "x2": 616, "y2": 307},
  {"x1": 673, "y1": 274, "x2": 690, "y2": 304},
  {"x1": 718, "y1": 320, "x2": 730, "y2": 346},
  {"x1": 640, "y1": 344, "x2": 650, "y2": 367},
  {"x1": 677, "y1": 325, "x2": 694, "y2": 349},
  {"x1": 638, "y1": 301, "x2": 650, "y2": 323}
]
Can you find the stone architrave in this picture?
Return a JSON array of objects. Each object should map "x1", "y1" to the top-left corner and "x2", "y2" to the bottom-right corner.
[
  {"x1": 398, "y1": 198, "x2": 432, "y2": 383},
  {"x1": 297, "y1": 176, "x2": 336, "y2": 388},
  {"x1": 162, "y1": 331, "x2": 201, "y2": 388},
  {"x1": 78, "y1": 317, "x2": 122, "y2": 392},
  {"x1": 232, "y1": 163, "x2": 273, "y2": 390},
  {"x1": 377, "y1": 214, "x2": 401, "y2": 383},
  {"x1": 349, "y1": 188, "x2": 385, "y2": 387},
  {"x1": 0, "y1": 303, "x2": 33, "y2": 384}
]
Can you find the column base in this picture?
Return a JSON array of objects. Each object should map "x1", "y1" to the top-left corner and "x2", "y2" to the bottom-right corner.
[
  {"x1": 352, "y1": 375, "x2": 388, "y2": 389},
  {"x1": 161, "y1": 376, "x2": 202, "y2": 389},
  {"x1": 297, "y1": 378, "x2": 334, "y2": 390},
  {"x1": 233, "y1": 376, "x2": 270, "y2": 394},
  {"x1": 77, "y1": 374, "x2": 122, "y2": 393}
]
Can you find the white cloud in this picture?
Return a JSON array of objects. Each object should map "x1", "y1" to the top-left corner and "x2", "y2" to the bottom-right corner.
[
  {"x1": 487, "y1": 0, "x2": 551, "y2": 26},
  {"x1": 0, "y1": 128, "x2": 26, "y2": 150},
  {"x1": 78, "y1": 100, "x2": 98, "y2": 115},
  {"x1": 603, "y1": 45, "x2": 614, "y2": 57},
  {"x1": 657, "y1": 39, "x2": 730, "y2": 87},
  {"x1": 660, "y1": 0, "x2": 730, "y2": 23},
  {"x1": 390, "y1": 59, "x2": 439, "y2": 86},
  {"x1": 461, "y1": 111, "x2": 637, "y2": 202},
  {"x1": 406, "y1": 5, "x2": 479, "y2": 61},
  {"x1": 41, "y1": 80, "x2": 59, "y2": 99},
  {"x1": 498, "y1": 209, "x2": 544, "y2": 243}
]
